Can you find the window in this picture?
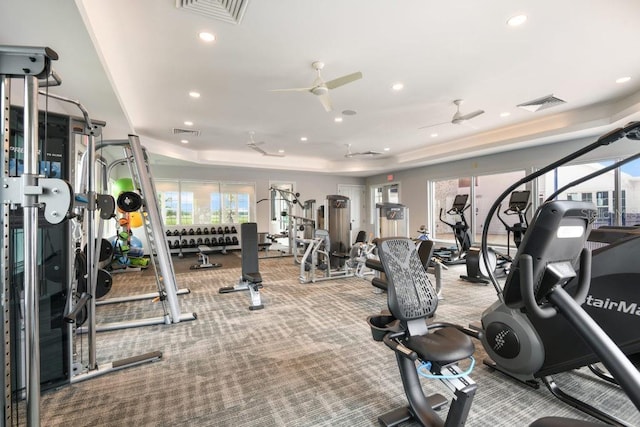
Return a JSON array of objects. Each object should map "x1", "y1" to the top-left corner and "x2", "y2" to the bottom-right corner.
[
  {"x1": 621, "y1": 158, "x2": 640, "y2": 226},
  {"x1": 473, "y1": 171, "x2": 526, "y2": 246},
  {"x1": 156, "y1": 180, "x2": 255, "y2": 226},
  {"x1": 432, "y1": 177, "x2": 471, "y2": 242},
  {"x1": 156, "y1": 181, "x2": 180, "y2": 225},
  {"x1": 538, "y1": 161, "x2": 615, "y2": 229}
]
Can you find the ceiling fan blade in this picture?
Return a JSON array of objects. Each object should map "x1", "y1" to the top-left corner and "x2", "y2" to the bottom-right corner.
[
  {"x1": 269, "y1": 87, "x2": 313, "y2": 92},
  {"x1": 418, "y1": 121, "x2": 450, "y2": 130},
  {"x1": 325, "y1": 72, "x2": 362, "y2": 90},
  {"x1": 459, "y1": 109, "x2": 484, "y2": 121},
  {"x1": 264, "y1": 152, "x2": 285, "y2": 158},
  {"x1": 317, "y1": 93, "x2": 332, "y2": 112},
  {"x1": 248, "y1": 144, "x2": 267, "y2": 155}
]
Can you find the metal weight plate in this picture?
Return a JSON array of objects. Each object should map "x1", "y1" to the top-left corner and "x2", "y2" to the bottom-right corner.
[
  {"x1": 83, "y1": 238, "x2": 114, "y2": 262},
  {"x1": 116, "y1": 191, "x2": 143, "y2": 212},
  {"x1": 95, "y1": 269, "x2": 113, "y2": 298}
]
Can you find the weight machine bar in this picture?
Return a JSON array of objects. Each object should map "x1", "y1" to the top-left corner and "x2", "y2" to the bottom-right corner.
[
  {"x1": 23, "y1": 75, "x2": 41, "y2": 427},
  {"x1": 1, "y1": 75, "x2": 12, "y2": 427},
  {"x1": 126, "y1": 134, "x2": 182, "y2": 322}
]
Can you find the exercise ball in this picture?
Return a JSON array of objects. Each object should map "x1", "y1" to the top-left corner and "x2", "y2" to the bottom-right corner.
[
  {"x1": 129, "y1": 211, "x2": 143, "y2": 228},
  {"x1": 110, "y1": 235, "x2": 129, "y2": 255},
  {"x1": 112, "y1": 178, "x2": 135, "y2": 196},
  {"x1": 128, "y1": 235, "x2": 144, "y2": 258}
]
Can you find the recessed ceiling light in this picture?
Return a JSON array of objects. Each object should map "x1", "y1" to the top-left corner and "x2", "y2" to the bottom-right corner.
[
  {"x1": 384, "y1": 147, "x2": 390, "y2": 152},
  {"x1": 198, "y1": 32, "x2": 215, "y2": 42},
  {"x1": 500, "y1": 112, "x2": 511, "y2": 117},
  {"x1": 189, "y1": 91, "x2": 201, "y2": 98},
  {"x1": 392, "y1": 82, "x2": 404, "y2": 91},
  {"x1": 180, "y1": 139, "x2": 189, "y2": 144},
  {"x1": 616, "y1": 76, "x2": 631, "y2": 84},
  {"x1": 507, "y1": 14, "x2": 527, "y2": 27},
  {"x1": 334, "y1": 117, "x2": 343, "y2": 123},
  {"x1": 430, "y1": 133, "x2": 438, "y2": 138},
  {"x1": 278, "y1": 149, "x2": 285, "y2": 154},
  {"x1": 300, "y1": 137, "x2": 308, "y2": 142},
  {"x1": 184, "y1": 121, "x2": 193, "y2": 126}
]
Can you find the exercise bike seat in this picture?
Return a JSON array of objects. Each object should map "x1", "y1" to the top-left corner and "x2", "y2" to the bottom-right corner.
[{"x1": 406, "y1": 327, "x2": 474, "y2": 364}]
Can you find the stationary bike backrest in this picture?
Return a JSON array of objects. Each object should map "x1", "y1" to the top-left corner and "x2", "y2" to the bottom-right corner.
[
  {"x1": 377, "y1": 238, "x2": 439, "y2": 321},
  {"x1": 502, "y1": 200, "x2": 596, "y2": 309}
]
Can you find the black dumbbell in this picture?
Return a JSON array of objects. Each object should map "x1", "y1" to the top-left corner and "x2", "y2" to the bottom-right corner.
[{"x1": 231, "y1": 226, "x2": 237, "y2": 234}]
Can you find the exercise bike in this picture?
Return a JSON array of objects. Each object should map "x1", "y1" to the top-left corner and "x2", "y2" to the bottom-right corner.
[
  {"x1": 435, "y1": 194, "x2": 472, "y2": 265},
  {"x1": 472, "y1": 122, "x2": 640, "y2": 425}
]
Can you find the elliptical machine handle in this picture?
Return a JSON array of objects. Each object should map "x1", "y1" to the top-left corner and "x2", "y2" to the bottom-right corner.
[
  {"x1": 521, "y1": 255, "x2": 558, "y2": 319},
  {"x1": 521, "y1": 249, "x2": 592, "y2": 320},
  {"x1": 573, "y1": 248, "x2": 592, "y2": 305}
]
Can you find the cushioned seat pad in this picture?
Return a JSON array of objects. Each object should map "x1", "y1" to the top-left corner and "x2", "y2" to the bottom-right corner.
[
  {"x1": 244, "y1": 272, "x2": 262, "y2": 283},
  {"x1": 405, "y1": 327, "x2": 474, "y2": 364}
]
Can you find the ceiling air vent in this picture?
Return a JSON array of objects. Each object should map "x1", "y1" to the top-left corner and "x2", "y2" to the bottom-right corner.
[
  {"x1": 175, "y1": 0, "x2": 249, "y2": 25},
  {"x1": 517, "y1": 94, "x2": 566, "y2": 112},
  {"x1": 172, "y1": 128, "x2": 201, "y2": 137}
]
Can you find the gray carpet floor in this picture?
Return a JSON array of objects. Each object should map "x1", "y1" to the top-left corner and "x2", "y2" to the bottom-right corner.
[{"x1": 32, "y1": 255, "x2": 640, "y2": 426}]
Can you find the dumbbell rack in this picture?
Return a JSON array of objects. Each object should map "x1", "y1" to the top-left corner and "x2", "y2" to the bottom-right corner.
[{"x1": 165, "y1": 224, "x2": 240, "y2": 254}]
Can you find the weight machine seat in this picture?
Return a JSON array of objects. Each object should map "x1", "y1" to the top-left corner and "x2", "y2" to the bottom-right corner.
[
  {"x1": 241, "y1": 222, "x2": 261, "y2": 283},
  {"x1": 416, "y1": 239, "x2": 435, "y2": 269},
  {"x1": 243, "y1": 271, "x2": 262, "y2": 284}
]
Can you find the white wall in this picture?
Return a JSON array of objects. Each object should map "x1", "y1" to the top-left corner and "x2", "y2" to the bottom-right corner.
[{"x1": 366, "y1": 135, "x2": 640, "y2": 237}]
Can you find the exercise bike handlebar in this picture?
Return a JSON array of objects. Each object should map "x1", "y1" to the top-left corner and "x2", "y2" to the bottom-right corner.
[{"x1": 383, "y1": 332, "x2": 418, "y2": 361}]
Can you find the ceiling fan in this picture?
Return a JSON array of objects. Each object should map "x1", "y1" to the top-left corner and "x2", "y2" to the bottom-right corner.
[
  {"x1": 419, "y1": 99, "x2": 485, "y2": 129},
  {"x1": 344, "y1": 143, "x2": 382, "y2": 159},
  {"x1": 247, "y1": 132, "x2": 285, "y2": 157},
  {"x1": 270, "y1": 61, "x2": 363, "y2": 112}
]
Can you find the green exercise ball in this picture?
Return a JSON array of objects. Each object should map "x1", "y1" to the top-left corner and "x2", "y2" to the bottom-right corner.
[{"x1": 113, "y1": 178, "x2": 134, "y2": 196}]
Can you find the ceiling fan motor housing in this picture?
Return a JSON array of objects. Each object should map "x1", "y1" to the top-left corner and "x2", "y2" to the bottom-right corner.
[{"x1": 311, "y1": 86, "x2": 329, "y2": 96}]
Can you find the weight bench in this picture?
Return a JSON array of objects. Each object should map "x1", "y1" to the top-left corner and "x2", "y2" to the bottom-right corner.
[
  {"x1": 190, "y1": 245, "x2": 222, "y2": 270},
  {"x1": 219, "y1": 222, "x2": 264, "y2": 310}
]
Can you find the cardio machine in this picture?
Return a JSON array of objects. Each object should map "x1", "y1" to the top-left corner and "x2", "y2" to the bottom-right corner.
[
  {"x1": 460, "y1": 190, "x2": 532, "y2": 284},
  {"x1": 435, "y1": 194, "x2": 472, "y2": 265},
  {"x1": 496, "y1": 190, "x2": 531, "y2": 259},
  {"x1": 474, "y1": 122, "x2": 640, "y2": 425}
]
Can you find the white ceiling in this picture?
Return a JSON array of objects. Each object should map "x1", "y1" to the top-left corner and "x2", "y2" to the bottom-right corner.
[{"x1": 3, "y1": 0, "x2": 640, "y2": 176}]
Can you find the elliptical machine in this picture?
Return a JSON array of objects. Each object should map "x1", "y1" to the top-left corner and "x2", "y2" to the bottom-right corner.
[
  {"x1": 473, "y1": 122, "x2": 640, "y2": 425},
  {"x1": 435, "y1": 194, "x2": 472, "y2": 265},
  {"x1": 496, "y1": 190, "x2": 531, "y2": 260}
]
